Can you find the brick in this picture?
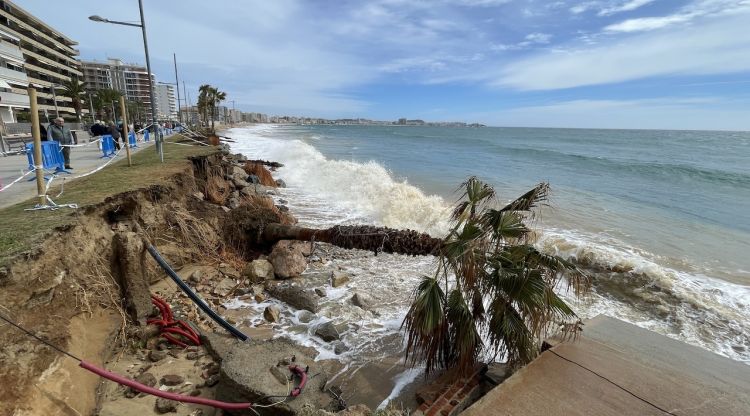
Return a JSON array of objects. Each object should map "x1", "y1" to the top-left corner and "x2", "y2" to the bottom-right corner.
[{"x1": 426, "y1": 408, "x2": 440, "y2": 416}]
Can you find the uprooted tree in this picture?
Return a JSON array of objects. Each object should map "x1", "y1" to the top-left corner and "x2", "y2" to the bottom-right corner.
[{"x1": 229, "y1": 177, "x2": 588, "y2": 375}]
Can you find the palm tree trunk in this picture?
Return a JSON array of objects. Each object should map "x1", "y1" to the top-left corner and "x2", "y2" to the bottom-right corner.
[{"x1": 262, "y1": 224, "x2": 442, "y2": 256}]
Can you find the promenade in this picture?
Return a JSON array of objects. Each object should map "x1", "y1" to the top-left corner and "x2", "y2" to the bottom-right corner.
[
  {"x1": 0, "y1": 137, "x2": 155, "y2": 209},
  {"x1": 463, "y1": 315, "x2": 750, "y2": 416}
]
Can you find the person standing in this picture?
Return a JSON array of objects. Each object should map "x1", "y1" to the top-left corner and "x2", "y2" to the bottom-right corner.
[
  {"x1": 108, "y1": 121, "x2": 121, "y2": 150},
  {"x1": 47, "y1": 117, "x2": 73, "y2": 169}
]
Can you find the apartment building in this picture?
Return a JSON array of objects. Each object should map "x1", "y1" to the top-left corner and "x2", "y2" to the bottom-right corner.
[
  {"x1": 0, "y1": 0, "x2": 83, "y2": 122},
  {"x1": 155, "y1": 83, "x2": 176, "y2": 120},
  {"x1": 81, "y1": 58, "x2": 156, "y2": 120}
]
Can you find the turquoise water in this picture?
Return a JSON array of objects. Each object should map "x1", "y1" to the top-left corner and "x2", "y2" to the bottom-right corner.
[{"x1": 230, "y1": 125, "x2": 750, "y2": 363}]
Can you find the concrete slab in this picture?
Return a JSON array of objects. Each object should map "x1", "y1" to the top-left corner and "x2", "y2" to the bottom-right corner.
[
  {"x1": 0, "y1": 137, "x2": 154, "y2": 209},
  {"x1": 463, "y1": 315, "x2": 750, "y2": 416}
]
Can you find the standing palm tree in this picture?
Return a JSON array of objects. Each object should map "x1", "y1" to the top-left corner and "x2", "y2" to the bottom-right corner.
[
  {"x1": 60, "y1": 77, "x2": 86, "y2": 122},
  {"x1": 94, "y1": 88, "x2": 122, "y2": 122},
  {"x1": 235, "y1": 179, "x2": 588, "y2": 374},
  {"x1": 198, "y1": 84, "x2": 211, "y2": 127},
  {"x1": 209, "y1": 87, "x2": 226, "y2": 131}
]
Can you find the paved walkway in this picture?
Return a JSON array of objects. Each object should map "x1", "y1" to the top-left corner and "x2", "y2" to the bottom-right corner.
[
  {"x1": 0, "y1": 137, "x2": 155, "y2": 209},
  {"x1": 463, "y1": 315, "x2": 750, "y2": 416}
]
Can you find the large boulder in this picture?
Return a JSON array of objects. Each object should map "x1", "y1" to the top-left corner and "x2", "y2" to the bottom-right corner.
[
  {"x1": 216, "y1": 339, "x2": 337, "y2": 415},
  {"x1": 264, "y1": 305, "x2": 281, "y2": 323},
  {"x1": 266, "y1": 283, "x2": 320, "y2": 313},
  {"x1": 243, "y1": 259, "x2": 275, "y2": 282},
  {"x1": 269, "y1": 241, "x2": 307, "y2": 279}
]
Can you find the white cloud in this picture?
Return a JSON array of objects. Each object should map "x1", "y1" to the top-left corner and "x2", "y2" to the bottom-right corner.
[
  {"x1": 605, "y1": 0, "x2": 750, "y2": 32},
  {"x1": 470, "y1": 97, "x2": 750, "y2": 130},
  {"x1": 599, "y1": 0, "x2": 657, "y2": 16},
  {"x1": 449, "y1": 0, "x2": 513, "y2": 6},
  {"x1": 525, "y1": 32, "x2": 552, "y2": 43},
  {"x1": 491, "y1": 32, "x2": 553, "y2": 50},
  {"x1": 493, "y1": 12, "x2": 750, "y2": 90}
]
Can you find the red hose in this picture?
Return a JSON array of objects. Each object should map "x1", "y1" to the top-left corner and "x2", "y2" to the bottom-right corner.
[
  {"x1": 289, "y1": 364, "x2": 308, "y2": 397},
  {"x1": 79, "y1": 361, "x2": 253, "y2": 410},
  {"x1": 147, "y1": 295, "x2": 201, "y2": 347}
]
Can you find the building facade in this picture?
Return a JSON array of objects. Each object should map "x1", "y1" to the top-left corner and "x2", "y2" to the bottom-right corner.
[
  {"x1": 155, "y1": 83, "x2": 176, "y2": 120},
  {"x1": 81, "y1": 58, "x2": 157, "y2": 120},
  {"x1": 0, "y1": 0, "x2": 83, "y2": 123}
]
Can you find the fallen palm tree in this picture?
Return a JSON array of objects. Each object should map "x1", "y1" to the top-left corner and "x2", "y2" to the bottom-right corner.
[{"x1": 230, "y1": 178, "x2": 589, "y2": 374}]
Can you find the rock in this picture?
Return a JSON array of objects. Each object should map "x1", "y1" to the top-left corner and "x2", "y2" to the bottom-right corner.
[
  {"x1": 234, "y1": 153, "x2": 247, "y2": 162},
  {"x1": 192, "y1": 191, "x2": 205, "y2": 200},
  {"x1": 350, "y1": 292, "x2": 376, "y2": 312},
  {"x1": 254, "y1": 294, "x2": 266, "y2": 303},
  {"x1": 314, "y1": 321, "x2": 340, "y2": 342},
  {"x1": 186, "y1": 352, "x2": 200, "y2": 360},
  {"x1": 136, "y1": 372, "x2": 157, "y2": 387},
  {"x1": 215, "y1": 338, "x2": 336, "y2": 414},
  {"x1": 221, "y1": 206, "x2": 231, "y2": 213},
  {"x1": 314, "y1": 288, "x2": 327, "y2": 297},
  {"x1": 269, "y1": 242, "x2": 307, "y2": 279},
  {"x1": 189, "y1": 388, "x2": 202, "y2": 397},
  {"x1": 331, "y1": 272, "x2": 350, "y2": 288},
  {"x1": 243, "y1": 259, "x2": 274, "y2": 282},
  {"x1": 269, "y1": 365, "x2": 288, "y2": 385},
  {"x1": 213, "y1": 277, "x2": 236, "y2": 297},
  {"x1": 160, "y1": 374, "x2": 185, "y2": 386},
  {"x1": 279, "y1": 199, "x2": 288, "y2": 204},
  {"x1": 264, "y1": 305, "x2": 281, "y2": 323},
  {"x1": 154, "y1": 397, "x2": 178, "y2": 414},
  {"x1": 277, "y1": 205, "x2": 289, "y2": 212},
  {"x1": 333, "y1": 342, "x2": 350, "y2": 355},
  {"x1": 148, "y1": 350, "x2": 167, "y2": 362},
  {"x1": 297, "y1": 310, "x2": 316, "y2": 323},
  {"x1": 188, "y1": 270, "x2": 202, "y2": 284},
  {"x1": 247, "y1": 174, "x2": 260, "y2": 184},
  {"x1": 266, "y1": 284, "x2": 320, "y2": 312},
  {"x1": 275, "y1": 179, "x2": 287, "y2": 188},
  {"x1": 276, "y1": 240, "x2": 314, "y2": 256},
  {"x1": 220, "y1": 266, "x2": 241, "y2": 279},
  {"x1": 250, "y1": 284, "x2": 265, "y2": 296},
  {"x1": 205, "y1": 374, "x2": 220, "y2": 387}
]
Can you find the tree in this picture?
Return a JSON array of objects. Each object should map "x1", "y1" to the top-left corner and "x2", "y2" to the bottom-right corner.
[
  {"x1": 126, "y1": 100, "x2": 145, "y2": 124},
  {"x1": 59, "y1": 77, "x2": 86, "y2": 122},
  {"x1": 94, "y1": 88, "x2": 122, "y2": 122},
  {"x1": 241, "y1": 179, "x2": 588, "y2": 375},
  {"x1": 209, "y1": 87, "x2": 226, "y2": 131},
  {"x1": 197, "y1": 84, "x2": 211, "y2": 127}
]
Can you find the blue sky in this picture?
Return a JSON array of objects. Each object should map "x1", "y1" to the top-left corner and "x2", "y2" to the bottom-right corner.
[{"x1": 24, "y1": 0, "x2": 750, "y2": 130}]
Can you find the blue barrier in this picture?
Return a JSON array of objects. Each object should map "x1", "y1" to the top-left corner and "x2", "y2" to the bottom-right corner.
[
  {"x1": 100, "y1": 135, "x2": 116, "y2": 158},
  {"x1": 128, "y1": 132, "x2": 138, "y2": 148},
  {"x1": 25, "y1": 141, "x2": 69, "y2": 178},
  {"x1": 144, "y1": 130, "x2": 150, "y2": 142}
]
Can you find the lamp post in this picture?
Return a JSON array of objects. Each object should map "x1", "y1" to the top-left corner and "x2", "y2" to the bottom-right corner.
[
  {"x1": 173, "y1": 53, "x2": 181, "y2": 124},
  {"x1": 89, "y1": 0, "x2": 162, "y2": 162}
]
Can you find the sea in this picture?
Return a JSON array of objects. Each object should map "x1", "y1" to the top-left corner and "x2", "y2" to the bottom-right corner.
[{"x1": 226, "y1": 124, "x2": 750, "y2": 393}]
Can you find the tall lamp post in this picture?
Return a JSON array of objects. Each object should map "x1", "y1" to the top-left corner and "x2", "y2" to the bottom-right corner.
[{"x1": 89, "y1": 0, "x2": 162, "y2": 162}]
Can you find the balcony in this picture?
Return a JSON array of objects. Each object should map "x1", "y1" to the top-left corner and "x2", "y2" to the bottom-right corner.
[
  {"x1": 0, "y1": 41, "x2": 24, "y2": 62},
  {"x1": 0, "y1": 90, "x2": 30, "y2": 107},
  {"x1": 0, "y1": 65, "x2": 29, "y2": 85}
]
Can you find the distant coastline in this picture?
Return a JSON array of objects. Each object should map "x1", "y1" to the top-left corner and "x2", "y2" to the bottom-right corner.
[{"x1": 268, "y1": 115, "x2": 486, "y2": 127}]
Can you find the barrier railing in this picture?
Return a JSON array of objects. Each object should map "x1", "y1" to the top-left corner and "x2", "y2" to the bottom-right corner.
[
  {"x1": 100, "y1": 135, "x2": 116, "y2": 158},
  {"x1": 25, "y1": 141, "x2": 69, "y2": 178}
]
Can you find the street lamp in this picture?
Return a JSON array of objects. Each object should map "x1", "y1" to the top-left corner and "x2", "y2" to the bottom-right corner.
[{"x1": 88, "y1": 0, "x2": 162, "y2": 162}]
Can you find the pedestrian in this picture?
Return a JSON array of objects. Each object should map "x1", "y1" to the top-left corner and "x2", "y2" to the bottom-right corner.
[
  {"x1": 35, "y1": 123, "x2": 47, "y2": 141},
  {"x1": 47, "y1": 117, "x2": 74, "y2": 169},
  {"x1": 90, "y1": 120, "x2": 107, "y2": 137},
  {"x1": 108, "y1": 121, "x2": 121, "y2": 150}
]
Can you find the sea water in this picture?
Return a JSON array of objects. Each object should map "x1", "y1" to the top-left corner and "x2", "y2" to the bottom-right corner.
[{"x1": 228, "y1": 124, "x2": 750, "y2": 369}]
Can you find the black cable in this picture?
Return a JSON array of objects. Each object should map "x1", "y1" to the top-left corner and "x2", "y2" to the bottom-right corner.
[
  {"x1": 0, "y1": 312, "x2": 82, "y2": 362},
  {"x1": 548, "y1": 349, "x2": 678, "y2": 416},
  {"x1": 146, "y1": 244, "x2": 249, "y2": 341}
]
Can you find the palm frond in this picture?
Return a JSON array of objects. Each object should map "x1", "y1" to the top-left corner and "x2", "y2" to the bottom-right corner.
[
  {"x1": 498, "y1": 182, "x2": 549, "y2": 213},
  {"x1": 402, "y1": 277, "x2": 449, "y2": 375}
]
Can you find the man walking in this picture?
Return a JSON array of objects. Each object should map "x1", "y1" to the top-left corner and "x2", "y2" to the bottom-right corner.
[{"x1": 47, "y1": 117, "x2": 74, "y2": 169}]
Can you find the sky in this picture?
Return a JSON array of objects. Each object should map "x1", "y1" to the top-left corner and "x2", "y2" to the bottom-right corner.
[{"x1": 23, "y1": 0, "x2": 750, "y2": 130}]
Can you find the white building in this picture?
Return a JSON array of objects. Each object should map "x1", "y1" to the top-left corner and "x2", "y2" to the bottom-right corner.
[{"x1": 155, "y1": 83, "x2": 176, "y2": 120}]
